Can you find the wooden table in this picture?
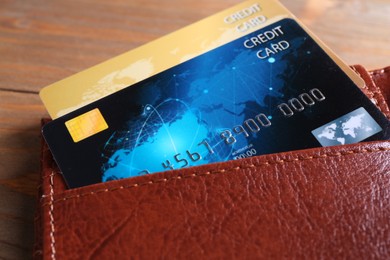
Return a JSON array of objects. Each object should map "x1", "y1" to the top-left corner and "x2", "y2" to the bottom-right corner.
[{"x1": 0, "y1": 0, "x2": 389, "y2": 258}]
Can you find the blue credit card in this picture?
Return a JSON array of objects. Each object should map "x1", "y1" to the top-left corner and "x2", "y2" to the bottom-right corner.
[{"x1": 43, "y1": 18, "x2": 390, "y2": 188}]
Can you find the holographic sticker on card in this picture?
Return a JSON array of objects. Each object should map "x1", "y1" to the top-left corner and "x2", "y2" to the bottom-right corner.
[
  {"x1": 312, "y1": 107, "x2": 383, "y2": 147},
  {"x1": 42, "y1": 19, "x2": 389, "y2": 188}
]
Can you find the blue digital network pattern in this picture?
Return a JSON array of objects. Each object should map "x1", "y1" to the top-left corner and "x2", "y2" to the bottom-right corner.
[
  {"x1": 42, "y1": 19, "x2": 390, "y2": 188},
  {"x1": 100, "y1": 39, "x2": 288, "y2": 180}
]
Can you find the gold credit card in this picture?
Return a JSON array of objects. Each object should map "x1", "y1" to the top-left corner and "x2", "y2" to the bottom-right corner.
[{"x1": 40, "y1": 0, "x2": 364, "y2": 119}]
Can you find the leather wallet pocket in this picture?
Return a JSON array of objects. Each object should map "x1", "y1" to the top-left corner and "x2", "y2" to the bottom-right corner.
[
  {"x1": 36, "y1": 139, "x2": 390, "y2": 259},
  {"x1": 34, "y1": 65, "x2": 390, "y2": 259}
]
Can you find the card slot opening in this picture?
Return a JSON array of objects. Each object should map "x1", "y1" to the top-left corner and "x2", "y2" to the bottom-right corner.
[{"x1": 41, "y1": 141, "x2": 390, "y2": 204}]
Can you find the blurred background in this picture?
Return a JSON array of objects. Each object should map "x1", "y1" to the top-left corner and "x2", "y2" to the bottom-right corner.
[{"x1": 0, "y1": 0, "x2": 389, "y2": 258}]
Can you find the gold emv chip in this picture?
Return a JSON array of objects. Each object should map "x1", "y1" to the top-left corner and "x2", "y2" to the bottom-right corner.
[{"x1": 65, "y1": 108, "x2": 108, "y2": 143}]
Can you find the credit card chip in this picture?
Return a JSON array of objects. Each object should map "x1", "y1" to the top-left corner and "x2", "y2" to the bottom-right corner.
[{"x1": 65, "y1": 108, "x2": 108, "y2": 142}]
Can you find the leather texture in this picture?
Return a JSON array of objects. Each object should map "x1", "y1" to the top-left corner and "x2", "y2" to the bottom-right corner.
[
  {"x1": 34, "y1": 65, "x2": 390, "y2": 259},
  {"x1": 370, "y1": 66, "x2": 390, "y2": 106}
]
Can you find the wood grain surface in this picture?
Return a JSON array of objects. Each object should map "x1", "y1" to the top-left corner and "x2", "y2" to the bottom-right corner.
[{"x1": 0, "y1": 0, "x2": 389, "y2": 258}]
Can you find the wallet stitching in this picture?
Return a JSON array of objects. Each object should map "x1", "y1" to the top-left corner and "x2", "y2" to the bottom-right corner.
[
  {"x1": 49, "y1": 172, "x2": 57, "y2": 260},
  {"x1": 351, "y1": 66, "x2": 387, "y2": 115},
  {"x1": 367, "y1": 72, "x2": 389, "y2": 115},
  {"x1": 370, "y1": 67, "x2": 390, "y2": 76},
  {"x1": 370, "y1": 69, "x2": 385, "y2": 75},
  {"x1": 42, "y1": 147, "x2": 389, "y2": 207}
]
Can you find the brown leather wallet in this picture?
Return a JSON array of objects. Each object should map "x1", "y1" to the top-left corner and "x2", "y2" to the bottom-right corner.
[{"x1": 34, "y1": 65, "x2": 390, "y2": 259}]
